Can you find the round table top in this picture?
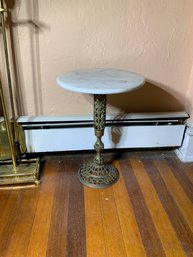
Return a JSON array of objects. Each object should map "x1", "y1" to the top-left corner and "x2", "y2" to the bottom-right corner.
[{"x1": 56, "y1": 68, "x2": 145, "y2": 95}]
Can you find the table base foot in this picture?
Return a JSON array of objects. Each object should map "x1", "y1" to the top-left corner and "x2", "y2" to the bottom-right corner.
[{"x1": 78, "y1": 162, "x2": 119, "y2": 189}]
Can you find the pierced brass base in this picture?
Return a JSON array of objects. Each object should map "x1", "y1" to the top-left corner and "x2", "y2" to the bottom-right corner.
[
  {"x1": 0, "y1": 158, "x2": 40, "y2": 187},
  {"x1": 78, "y1": 161, "x2": 119, "y2": 189}
]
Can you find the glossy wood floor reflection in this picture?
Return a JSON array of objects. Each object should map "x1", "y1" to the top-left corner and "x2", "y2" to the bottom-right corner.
[{"x1": 0, "y1": 151, "x2": 193, "y2": 257}]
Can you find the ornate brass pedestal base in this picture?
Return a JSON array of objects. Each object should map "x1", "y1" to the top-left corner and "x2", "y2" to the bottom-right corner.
[
  {"x1": 78, "y1": 94, "x2": 119, "y2": 189},
  {"x1": 78, "y1": 162, "x2": 119, "y2": 189},
  {"x1": 0, "y1": 158, "x2": 40, "y2": 187}
]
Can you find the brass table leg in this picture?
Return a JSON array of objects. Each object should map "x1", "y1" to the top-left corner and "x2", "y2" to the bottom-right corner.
[{"x1": 78, "y1": 94, "x2": 119, "y2": 188}]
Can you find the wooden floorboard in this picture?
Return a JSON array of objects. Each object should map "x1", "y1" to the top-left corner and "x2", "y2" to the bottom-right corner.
[
  {"x1": 181, "y1": 163, "x2": 193, "y2": 185},
  {"x1": 154, "y1": 160, "x2": 193, "y2": 234},
  {"x1": 27, "y1": 160, "x2": 59, "y2": 257},
  {"x1": 120, "y1": 159, "x2": 166, "y2": 257},
  {"x1": 131, "y1": 158, "x2": 186, "y2": 257},
  {"x1": 144, "y1": 159, "x2": 193, "y2": 257},
  {"x1": 85, "y1": 187, "x2": 107, "y2": 257},
  {"x1": 166, "y1": 158, "x2": 193, "y2": 203},
  {"x1": 113, "y1": 161, "x2": 146, "y2": 257},
  {"x1": 0, "y1": 151, "x2": 192, "y2": 257},
  {"x1": 99, "y1": 186, "x2": 127, "y2": 257},
  {"x1": 66, "y1": 161, "x2": 86, "y2": 257},
  {"x1": 45, "y1": 160, "x2": 70, "y2": 257},
  {"x1": 0, "y1": 188, "x2": 39, "y2": 257}
]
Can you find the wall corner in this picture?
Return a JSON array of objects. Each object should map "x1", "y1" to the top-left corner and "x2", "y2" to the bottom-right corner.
[{"x1": 175, "y1": 119, "x2": 193, "y2": 162}]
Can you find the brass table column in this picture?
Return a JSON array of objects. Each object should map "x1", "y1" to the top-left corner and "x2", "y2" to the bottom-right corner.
[{"x1": 78, "y1": 94, "x2": 119, "y2": 188}]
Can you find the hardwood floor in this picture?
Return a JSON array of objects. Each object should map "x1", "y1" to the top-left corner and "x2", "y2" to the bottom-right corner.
[{"x1": 0, "y1": 151, "x2": 192, "y2": 257}]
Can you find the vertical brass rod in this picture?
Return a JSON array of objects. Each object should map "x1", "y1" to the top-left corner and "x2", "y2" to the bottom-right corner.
[
  {"x1": 0, "y1": 77, "x2": 17, "y2": 169},
  {"x1": 0, "y1": 0, "x2": 17, "y2": 139}
]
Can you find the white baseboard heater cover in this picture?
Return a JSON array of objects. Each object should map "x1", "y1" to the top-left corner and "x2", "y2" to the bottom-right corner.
[{"x1": 18, "y1": 112, "x2": 188, "y2": 153}]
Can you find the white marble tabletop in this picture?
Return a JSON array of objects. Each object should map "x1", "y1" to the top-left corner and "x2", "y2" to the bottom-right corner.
[{"x1": 57, "y1": 68, "x2": 145, "y2": 95}]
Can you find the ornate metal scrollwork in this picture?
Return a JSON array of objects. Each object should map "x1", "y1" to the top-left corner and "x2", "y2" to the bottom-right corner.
[
  {"x1": 93, "y1": 94, "x2": 106, "y2": 165},
  {"x1": 78, "y1": 162, "x2": 119, "y2": 188},
  {"x1": 77, "y1": 94, "x2": 119, "y2": 189},
  {"x1": 94, "y1": 94, "x2": 106, "y2": 130}
]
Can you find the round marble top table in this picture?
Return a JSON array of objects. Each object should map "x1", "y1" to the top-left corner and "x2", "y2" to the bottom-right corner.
[
  {"x1": 57, "y1": 68, "x2": 144, "y2": 95},
  {"x1": 57, "y1": 68, "x2": 145, "y2": 189}
]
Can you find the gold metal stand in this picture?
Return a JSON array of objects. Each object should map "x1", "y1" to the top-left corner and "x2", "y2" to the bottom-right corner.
[
  {"x1": 0, "y1": 0, "x2": 40, "y2": 187},
  {"x1": 78, "y1": 94, "x2": 119, "y2": 189},
  {"x1": 0, "y1": 80, "x2": 40, "y2": 186},
  {"x1": 0, "y1": 158, "x2": 40, "y2": 186}
]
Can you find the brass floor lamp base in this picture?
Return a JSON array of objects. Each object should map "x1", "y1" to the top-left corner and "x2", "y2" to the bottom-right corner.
[
  {"x1": 0, "y1": 158, "x2": 40, "y2": 187},
  {"x1": 78, "y1": 161, "x2": 119, "y2": 189}
]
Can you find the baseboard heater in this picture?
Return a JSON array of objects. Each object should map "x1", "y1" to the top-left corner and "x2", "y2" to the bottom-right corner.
[{"x1": 17, "y1": 112, "x2": 188, "y2": 153}]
